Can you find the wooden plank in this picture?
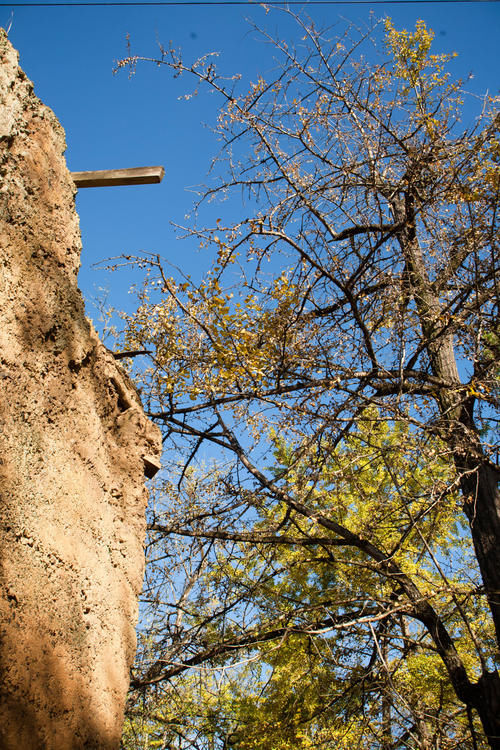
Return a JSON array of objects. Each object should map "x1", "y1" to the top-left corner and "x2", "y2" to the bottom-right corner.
[
  {"x1": 71, "y1": 166, "x2": 165, "y2": 188},
  {"x1": 143, "y1": 454, "x2": 162, "y2": 480}
]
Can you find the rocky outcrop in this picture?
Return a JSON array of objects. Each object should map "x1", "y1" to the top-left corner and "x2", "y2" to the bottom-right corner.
[{"x1": 0, "y1": 30, "x2": 162, "y2": 749}]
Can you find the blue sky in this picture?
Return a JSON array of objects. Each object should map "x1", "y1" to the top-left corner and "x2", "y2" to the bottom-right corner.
[{"x1": 4, "y1": 0, "x2": 500, "y2": 333}]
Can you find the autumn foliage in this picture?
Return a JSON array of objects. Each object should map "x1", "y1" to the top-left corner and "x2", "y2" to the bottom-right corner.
[{"x1": 117, "y1": 13, "x2": 499, "y2": 749}]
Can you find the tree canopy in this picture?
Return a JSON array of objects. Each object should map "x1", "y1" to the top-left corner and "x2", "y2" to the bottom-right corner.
[{"x1": 116, "y1": 12, "x2": 499, "y2": 749}]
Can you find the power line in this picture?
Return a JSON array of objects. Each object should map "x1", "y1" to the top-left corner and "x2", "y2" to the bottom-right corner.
[{"x1": 0, "y1": 0, "x2": 498, "y2": 5}]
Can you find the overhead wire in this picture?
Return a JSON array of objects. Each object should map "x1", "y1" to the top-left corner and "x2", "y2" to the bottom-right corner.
[{"x1": 0, "y1": 0, "x2": 498, "y2": 6}]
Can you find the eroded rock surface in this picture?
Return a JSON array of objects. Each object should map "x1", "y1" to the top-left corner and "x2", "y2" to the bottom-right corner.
[{"x1": 0, "y1": 30, "x2": 162, "y2": 749}]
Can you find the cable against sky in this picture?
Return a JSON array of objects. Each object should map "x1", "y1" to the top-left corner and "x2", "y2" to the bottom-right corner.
[{"x1": 1, "y1": 0, "x2": 499, "y2": 6}]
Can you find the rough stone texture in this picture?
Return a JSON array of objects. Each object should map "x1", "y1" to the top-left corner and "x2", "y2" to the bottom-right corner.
[{"x1": 0, "y1": 31, "x2": 162, "y2": 749}]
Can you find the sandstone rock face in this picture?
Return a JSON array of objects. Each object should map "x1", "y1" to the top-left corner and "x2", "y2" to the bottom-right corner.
[{"x1": 0, "y1": 31, "x2": 162, "y2": 749}]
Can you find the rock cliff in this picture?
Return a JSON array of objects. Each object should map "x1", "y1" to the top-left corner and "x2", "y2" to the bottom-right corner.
[{"x1": 0, "y1": 30, "x2": 162, "y2": 749}]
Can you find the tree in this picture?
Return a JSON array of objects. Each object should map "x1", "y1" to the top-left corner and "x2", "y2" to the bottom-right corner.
[{"x1": 116, "y1": 13, "x2": 499, "y2": 748}]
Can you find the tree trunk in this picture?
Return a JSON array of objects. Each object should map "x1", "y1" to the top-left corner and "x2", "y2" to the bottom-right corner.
[
  {"x1": 380, "y1": 633, "x2": 392, "y2": 750},
  {"x1": 461, "y1": 463, "x2": 500, "y2": 647},
  {"x1": 393, "y1": 194, "x2": 500, "y2": 746},
  {"x1": 475, "y1": 670, "x2": 500, "y2": 750}
]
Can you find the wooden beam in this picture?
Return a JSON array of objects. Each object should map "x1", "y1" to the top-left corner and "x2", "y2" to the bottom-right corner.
[
  {"x1": 143, "y1": 454, "x2": 162, "y2": 480},
  {"x1": 71, "y1": 166, "x2": 165, "y2": 188}
]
